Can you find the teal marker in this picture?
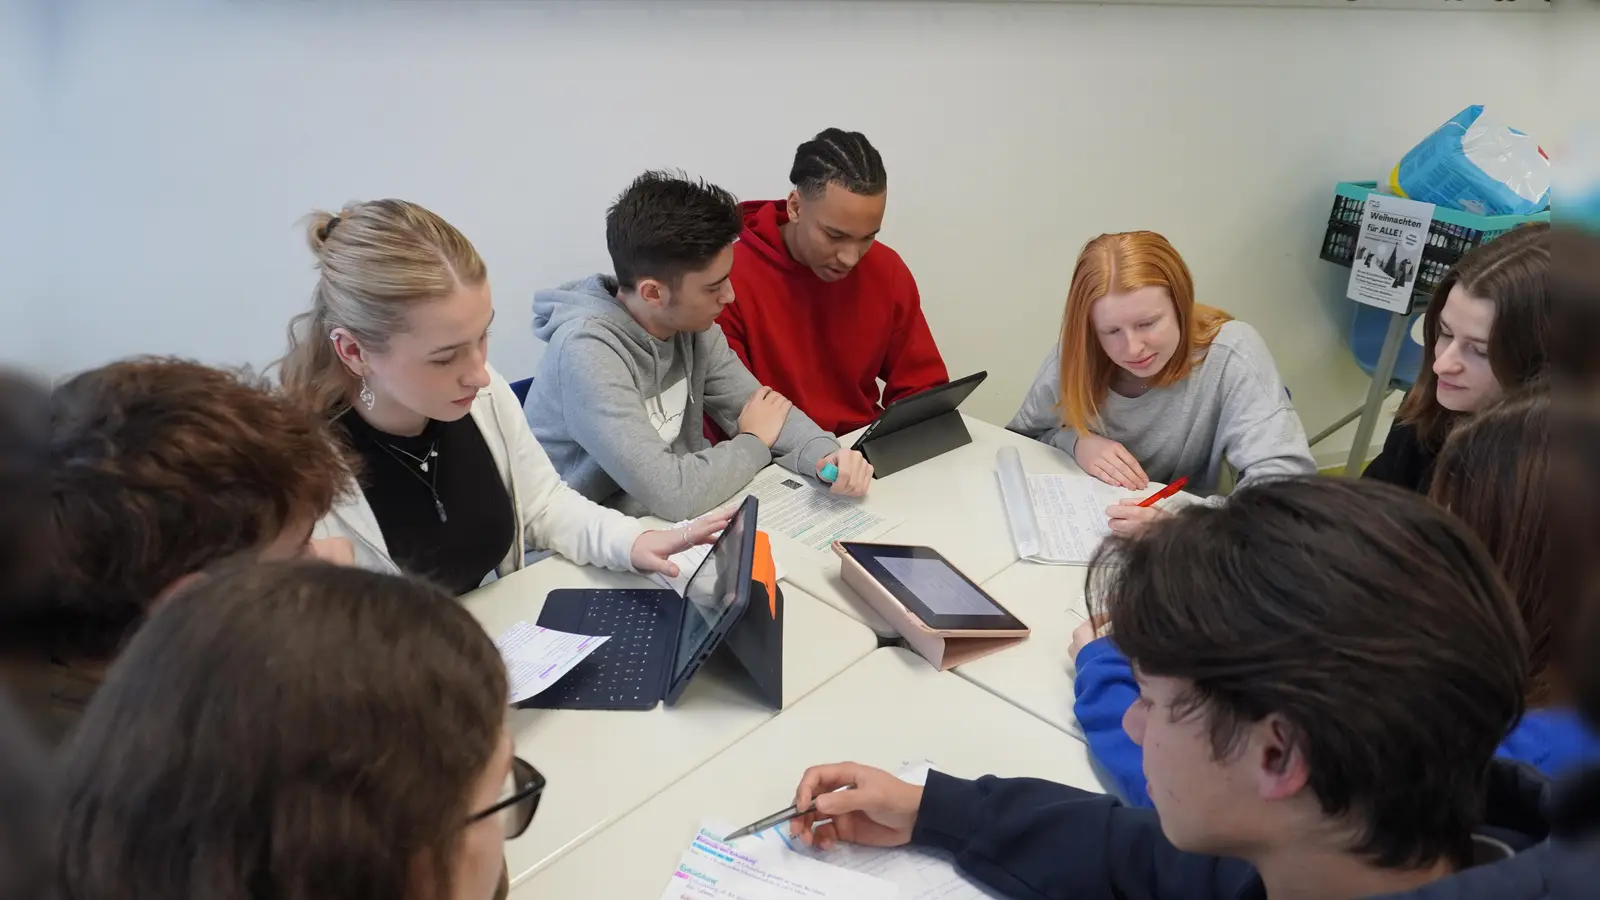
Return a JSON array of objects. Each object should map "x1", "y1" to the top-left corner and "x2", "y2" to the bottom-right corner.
[{"x1": 819, "y1": 462, "x2": 839, "y2": 483}]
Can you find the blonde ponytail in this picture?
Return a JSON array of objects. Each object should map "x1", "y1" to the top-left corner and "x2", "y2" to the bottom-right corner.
[{"x1": 275, "y1": 200, "x2": 487, "y2": 417}]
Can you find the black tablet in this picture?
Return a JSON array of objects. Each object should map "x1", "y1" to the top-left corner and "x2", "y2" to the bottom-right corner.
[
  {"x1": 850, "y1": 371, "x2": 988, "y2": 450},
  {"x1": 663, "y1": 496, "x2": 757, "y2": 706},
  {"x1": 837, "y1": 542, "x2": 1026, "y2": 631}
]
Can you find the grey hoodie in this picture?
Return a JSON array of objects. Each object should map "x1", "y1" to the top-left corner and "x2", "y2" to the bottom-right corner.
[
  {"x1": 524, "y1": 274, "x2": 839, "y2": 522},
  {"x1": 1007, "y1": 320, "x2": 1316, "y2": 496}
]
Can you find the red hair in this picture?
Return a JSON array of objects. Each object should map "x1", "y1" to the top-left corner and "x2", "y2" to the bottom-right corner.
[{"x1": 1059, "y1": 231, "x2": 1230, "y2": 434}]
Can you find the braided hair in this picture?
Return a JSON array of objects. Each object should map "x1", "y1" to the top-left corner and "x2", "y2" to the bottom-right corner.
[{"x1": 789, "y1": 128, "x2": 887, "y2": 199}]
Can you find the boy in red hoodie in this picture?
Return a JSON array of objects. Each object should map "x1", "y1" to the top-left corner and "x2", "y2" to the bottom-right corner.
[{"x1": 721, "y1": 128, "x2": 949, "y2": 436}]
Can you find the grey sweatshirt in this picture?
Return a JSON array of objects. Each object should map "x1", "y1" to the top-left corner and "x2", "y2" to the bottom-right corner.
[
  {"x1": 524, "y1": 274, "x2": 839, "y2": 521},
  {"x1": 1007, "y1": 320, "x2": 1316, "y2": 496}
]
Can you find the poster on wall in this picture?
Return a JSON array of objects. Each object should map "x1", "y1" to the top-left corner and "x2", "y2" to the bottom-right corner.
[{"x1": 1347, "y1": 194, "x2": 1436, "y2": 313}]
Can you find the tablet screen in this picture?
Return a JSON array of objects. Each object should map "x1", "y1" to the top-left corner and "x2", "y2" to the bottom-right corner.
[
  {"x1": 840, "y1": 543, "x2": 1025, "y2": 631},
  {"x1": 669, "y1": 499, "x2": 753, "y2": 685}
]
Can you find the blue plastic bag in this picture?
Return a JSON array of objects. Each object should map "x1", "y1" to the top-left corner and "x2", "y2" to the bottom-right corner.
[{"x1": 1391, "y1": 105, "x2": 1551, "y2": 217}]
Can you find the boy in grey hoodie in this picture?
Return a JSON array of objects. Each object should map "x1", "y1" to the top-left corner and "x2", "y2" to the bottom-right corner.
[{"x1": 523, "y1": 171, "x2": 873, "y2": 522}]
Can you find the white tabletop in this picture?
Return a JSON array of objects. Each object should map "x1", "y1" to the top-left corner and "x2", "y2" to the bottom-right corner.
[
  {"x1": 520, "y1": 647, "x2": 1106, "y2": 899},
  {"x1": 761, "y1": 415, "x2": 1088, "y2": 637},
  {"x1": 956, "y1": 561, "x2": 1095, "y2": 739},
  {"x1": 461, "y1": 556, "x2": 878, "y2": 883}
]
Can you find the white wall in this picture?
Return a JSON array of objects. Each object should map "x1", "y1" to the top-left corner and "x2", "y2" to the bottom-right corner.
[{"x1": 2, "y1": 0, "x2": 1584, "y2": 460}]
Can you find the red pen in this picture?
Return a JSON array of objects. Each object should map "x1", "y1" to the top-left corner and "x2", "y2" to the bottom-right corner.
[{"x1": 1137, "y1": 476, "x2": 1188, "y2": 508}]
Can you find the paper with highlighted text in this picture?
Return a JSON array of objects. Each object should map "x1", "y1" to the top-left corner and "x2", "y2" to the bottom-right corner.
[
  {"x1": 492, "y1": 622, "x2": 609, "y2": 705},
  {"x1": 658, "y1": 822, "x2": 896, "y2": 899},
  {"x1": 737, "y1": 761, "x2": 1008, "y2": 900}
]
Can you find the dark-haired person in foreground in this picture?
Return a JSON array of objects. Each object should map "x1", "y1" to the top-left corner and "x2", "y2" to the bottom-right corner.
[
  {"x1": 784, "y1": 478, "x2": 1543, "y2": 899},
  {"x1": 720, "y1": 128, "x2": 949, "y2": 436},
  {"x1": 0, "y1": 371, "x2": 53, "y2": 900},
  {"x1": 1076, "y1": 387, "x2": 1598, "y2": 808},
  {"x1": 524, "y1": 170, "x2": 872, "y2": 521},
  {"x1": 0, "y1": 371, "x2": 49, "y2": 614},
  {"x1": 4, "y1": 359, "x2": 349, "y2": 746},
  {"x1": 56, "y1": 561, "x2": 537, "y2": 900},
  {"x1": 0, "y1": 696, "x2": 50, "y2": 900}
]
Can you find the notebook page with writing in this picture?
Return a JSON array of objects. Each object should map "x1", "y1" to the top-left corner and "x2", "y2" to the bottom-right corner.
[
  {"x1": 1025, "y1": 473, "x2": 1139, "y2": 565},
  {"x1": 996, "y1": 447, "x2": 1152, "y2": 565}
]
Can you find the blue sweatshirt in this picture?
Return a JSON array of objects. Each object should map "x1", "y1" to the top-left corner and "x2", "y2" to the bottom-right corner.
[
  {"x1": 909, "y1": 759, "x2": 1564, "y2": 900},
  {"x1": 1074, "y1": 637, "x2": 1600, "y2": 808}
]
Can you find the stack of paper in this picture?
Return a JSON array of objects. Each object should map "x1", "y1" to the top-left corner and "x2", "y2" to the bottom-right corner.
[
  {"x1": 492, "y1": 622, "x2": 609, "y2": 705},
  {"x1": 658, "y1": 823, "x2": 897, "y2": 899}
]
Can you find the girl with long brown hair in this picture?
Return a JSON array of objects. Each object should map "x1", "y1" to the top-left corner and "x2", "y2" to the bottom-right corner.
[
  {"x1": 1431, "y1": 388, "x2": 1600, "y2": 775},
  {"x1": 1363, "y1": 222, "x2": 1551, "y2": 494}
]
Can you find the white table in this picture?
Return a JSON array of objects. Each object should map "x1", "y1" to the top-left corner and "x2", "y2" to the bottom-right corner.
[
  {"x1": 520, "y1": 647, "x2": 1106, "y2": 899},
  {"x1": 956, "y1": 561, "x2": 1095, "y2": 739},
  {"x1": 755, "y1": 415, "x2": 1089, "y2": 637},
  {"x1": 462, "y1": 556, "x2": 878, "y2": 884}
]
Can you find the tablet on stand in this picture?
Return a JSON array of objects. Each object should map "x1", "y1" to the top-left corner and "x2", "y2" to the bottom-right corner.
[{"x1": 833, "y1": 540, "x2": 1029, "y2": 670}]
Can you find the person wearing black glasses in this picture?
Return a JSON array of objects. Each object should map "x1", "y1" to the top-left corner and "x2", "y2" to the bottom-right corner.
[{"x1": 56, "y1": 561, "x2": 541, "y2": 900}]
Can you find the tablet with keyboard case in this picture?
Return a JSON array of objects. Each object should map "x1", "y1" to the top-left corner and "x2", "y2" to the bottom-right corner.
[{"x1": 525, "y1": 496, "x2": 779, "y2": 711}]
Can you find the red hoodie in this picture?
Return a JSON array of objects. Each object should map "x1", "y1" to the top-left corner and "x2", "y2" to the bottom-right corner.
[{"x1": 720, "y1": 200, "x2": 949, "y2": 436}]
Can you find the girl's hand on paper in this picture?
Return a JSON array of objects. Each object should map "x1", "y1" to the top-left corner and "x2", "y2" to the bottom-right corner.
[
  {"x1": 1105, "y1": 500, "x2": 1171, "y2": 536},
  {"x1": 630, "y1": 510, "x2": 732, "y2": 576},
  {"x1": 789, "y1": 762, "x2": 921, "y2": 850},
  {"x1": 1073, "y1": 434, "x2": 1149, "y2": 490},
  {"x1": 820, "y1": 450, "x2": 873, "y2": 497},
  {"x1": 1069, "y1": 614, "x2": 1109, "y2": 662}
]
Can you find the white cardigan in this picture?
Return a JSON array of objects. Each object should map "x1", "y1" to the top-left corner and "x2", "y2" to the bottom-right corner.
[{"x1": 314, "y1": 364, "x2": 646, "y2": 581}]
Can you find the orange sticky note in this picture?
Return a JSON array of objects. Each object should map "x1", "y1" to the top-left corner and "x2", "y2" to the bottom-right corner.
[{"x1": 752, "y1": 531, "x2": 778, "y2": 618}]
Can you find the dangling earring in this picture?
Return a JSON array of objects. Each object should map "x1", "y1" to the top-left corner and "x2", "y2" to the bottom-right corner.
[{"x1": 360, "y1": 377, "x2": 376, "y2": 411}]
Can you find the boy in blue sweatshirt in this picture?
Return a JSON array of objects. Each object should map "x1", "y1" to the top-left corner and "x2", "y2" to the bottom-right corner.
[
  {"x1": 1077, "y1": 389, "x2": 1600, "y2": 808},
  {"x1": 1074, "y1": 645, "x2": 1600, "y2": 808},
  {"x1": 783, "y1": 478, "x2": 1544, "y2": 899}
]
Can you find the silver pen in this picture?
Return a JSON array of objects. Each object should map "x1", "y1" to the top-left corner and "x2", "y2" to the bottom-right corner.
[{"x1": 722, "y1": 784, "x2": 857, "y2": 842}]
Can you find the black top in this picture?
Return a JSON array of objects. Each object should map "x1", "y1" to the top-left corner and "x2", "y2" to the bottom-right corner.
[
  {"x1": 338, "y1": 410, "x2": 516, "y2": 595},
  {"x1": 1361, "y1": 419, "x2": 1439, "y2": 496}
]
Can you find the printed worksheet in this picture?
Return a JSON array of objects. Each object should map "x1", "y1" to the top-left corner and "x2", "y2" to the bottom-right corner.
[
  {"x1": 740, "y1": 762, "x2": 1004, "y2": 900},
  {"x1": 738, "y1": 467, "x2": 901, "y2": 554},
  {"x1": 657, "y1": 822, "x2": 897, "y2": 900},
  {"x1": 492, "y1": 623, "x2": 609, "y2": 705}
]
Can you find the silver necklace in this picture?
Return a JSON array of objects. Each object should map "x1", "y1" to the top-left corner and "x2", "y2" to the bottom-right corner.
[
  {"x1": 385, "y1": 439, "x2": 439, "y2": 472},
  {"x1": 374, "y1": 441, "x2": 448, "y2": 524}
]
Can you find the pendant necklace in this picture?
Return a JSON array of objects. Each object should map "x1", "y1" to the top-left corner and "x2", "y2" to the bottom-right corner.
[{"x1": 376, "y1": 439, "x2": 448, "y2": 523}]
